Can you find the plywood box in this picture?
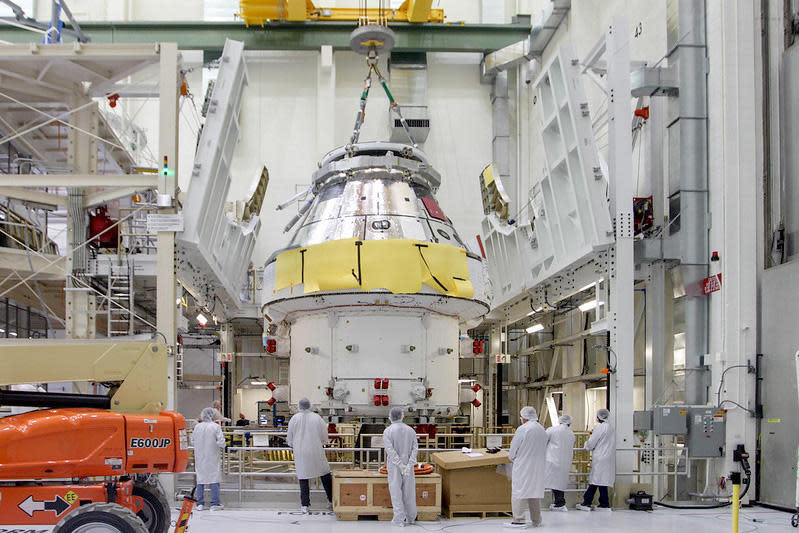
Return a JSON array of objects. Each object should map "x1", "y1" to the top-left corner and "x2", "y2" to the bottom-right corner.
[
  {"x1": 431, "y1": 449, "x2": 511, "y2": 515},
  {"x1": 333, "y1": 469, "x2": 441, "y2": 521}
]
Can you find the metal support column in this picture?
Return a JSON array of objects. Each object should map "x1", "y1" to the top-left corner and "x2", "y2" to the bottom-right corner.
[
  {"x1": 220, "y1": 322, "x2": 235, "y2": 420},
  {"x1": 606, "y1": 16, "x2": 635, "y2": 498},
  {"x1": 157, "y1": 42, "x2": 179, "y2": 208},
  {"x1": 486, "y1": 323, "x2": 501, "y2": 428},
  {"x1": 156, "y1": 42, "x2": 180, "y2": 501},
  {"x1": 65, "y1": 97, "x2": 97, "y2": 340},
  {"x1": 712, "y1": 0, "x2": 759, "y2": 501}
]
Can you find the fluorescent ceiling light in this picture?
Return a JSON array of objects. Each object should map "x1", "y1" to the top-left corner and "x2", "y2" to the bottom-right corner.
[
  {"x1": 588, "y1": 386, "x2": 608, "y2": 391},
  {"x1": 579, "y1": 300, "x2": 601, "y2": 312},
  {"x1": 196, "y1": 313, "x2": 208, "y2": 326},
  {"x1": 250, "y1": 380, "x2": 268, "y2": 386},
  {"x1": 458, "y1": 379, "x2": 477, "y2": 383},
  {"x1": 526, "y1": 323, "x2": 544, "y2": 334}
]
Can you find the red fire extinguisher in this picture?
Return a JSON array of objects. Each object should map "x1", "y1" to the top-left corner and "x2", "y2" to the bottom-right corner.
[{"x1": 88, "y1": 205, "x2": 118, "y2": 249}]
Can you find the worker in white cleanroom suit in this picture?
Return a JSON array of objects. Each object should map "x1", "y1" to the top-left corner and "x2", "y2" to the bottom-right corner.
[
  {"x1": 286, "y1": 398, "x2": 333, "y2": 513},
  {"x1": 383, "y1": 407, "x2": 419, "y2": 527},
  {"x1": 505, "y1": 406, "x2": 548, "y2": 529},
  {"x1": 192, "y1": 407, "x2": 226, "y2": 511},
  {"x1": 211, "y1": 399, "x2": 231, "y2": 424},
  {"x1": 576, "y1": 408, "x2": 616, "y2": 511},
  {"x1": 546, "y1": 414, "x2": 576, "y2": 511}
]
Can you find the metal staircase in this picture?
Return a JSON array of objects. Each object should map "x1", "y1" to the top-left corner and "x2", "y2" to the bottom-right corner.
[{"x1": 106, "y1": 257, "x2": 134, "y2": 336}]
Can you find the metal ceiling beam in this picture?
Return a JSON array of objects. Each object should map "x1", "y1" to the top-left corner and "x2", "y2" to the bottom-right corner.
[
  {"x1": 0, "y1": 187, "x2": 67, "y2": 206},
  {"x1": 0, "y1": 21, "x2": 532, "y2": 54},
  {"x1": 0, "y1": 174, "x2": 158, "y2": 187}
]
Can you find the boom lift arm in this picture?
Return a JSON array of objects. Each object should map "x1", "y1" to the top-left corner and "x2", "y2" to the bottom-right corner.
[{"x1": 0, "y1": 339, "x2": 167, "y2": 413}]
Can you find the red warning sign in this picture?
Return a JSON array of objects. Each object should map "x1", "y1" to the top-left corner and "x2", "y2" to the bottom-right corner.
[{"x1": 702, "y1": 273, "x2": 722, "y2": 295}]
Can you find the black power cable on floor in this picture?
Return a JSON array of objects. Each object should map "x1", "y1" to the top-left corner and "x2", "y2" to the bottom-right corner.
[{"x1": 655, "y1": 471, "x2": 751, "y2": 510}]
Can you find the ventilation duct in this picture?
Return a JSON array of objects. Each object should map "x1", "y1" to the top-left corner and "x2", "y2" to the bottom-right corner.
[{"x1": 389, "y1": 52, "x2": 429, "y2": 145}]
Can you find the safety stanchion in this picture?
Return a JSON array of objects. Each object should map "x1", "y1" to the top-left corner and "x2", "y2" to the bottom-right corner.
[
  {"x1": 730, "y1": 472, "x2": 741, "y2": 533},
  {"x1": 173, "y1": 495, "x2": 197, "y2": 533}
]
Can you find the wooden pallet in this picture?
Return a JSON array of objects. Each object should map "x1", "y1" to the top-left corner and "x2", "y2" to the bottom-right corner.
[
  {"x1": 336, "y1": 510, "x2": 440, "y2": 521},
  {"x1": 444, "y1": 504, "x2": 511, "y2": 519},
  {"x1": 446, "y1": 510, "x2": 511, "y2": 519}
]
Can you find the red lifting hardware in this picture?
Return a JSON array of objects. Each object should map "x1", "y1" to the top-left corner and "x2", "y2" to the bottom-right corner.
[{"x1": 634, "y1": 106, "x2": 650, "y2": 120}]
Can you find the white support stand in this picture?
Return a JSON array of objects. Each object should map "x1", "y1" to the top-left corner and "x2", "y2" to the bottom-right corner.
[
  {"x1": 156, "y1": 41, "x2": 180, "y2": 502},
  {"x1": 605, "y1": 16, "x2": 635, "y2": 496}
]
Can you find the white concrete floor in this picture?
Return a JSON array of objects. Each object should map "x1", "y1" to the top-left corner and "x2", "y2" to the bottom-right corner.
[{"x1": 180, "y1": 507, "x2": 796, "y2": 532}]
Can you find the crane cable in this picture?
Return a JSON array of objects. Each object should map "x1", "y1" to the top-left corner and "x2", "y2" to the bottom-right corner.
[{"x1": 348, "y1": 50, "x2": 418, "y2": 148}]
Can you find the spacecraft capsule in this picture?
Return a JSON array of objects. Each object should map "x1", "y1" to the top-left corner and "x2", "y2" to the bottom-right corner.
[{"x1": 261, "y1": 142, "x2": 489, "y2": 419}]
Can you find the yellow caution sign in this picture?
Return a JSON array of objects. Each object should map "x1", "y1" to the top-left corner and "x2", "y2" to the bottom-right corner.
[{"x1": 64, "y1": 490, "x2": 78, "y2": 505}]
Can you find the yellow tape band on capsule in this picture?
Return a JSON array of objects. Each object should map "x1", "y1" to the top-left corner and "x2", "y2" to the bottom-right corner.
[{"x1": 274, "y1": 238, "x2": 474, "y2": 298}]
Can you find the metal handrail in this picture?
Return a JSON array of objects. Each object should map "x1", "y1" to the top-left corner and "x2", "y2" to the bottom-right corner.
[{"x1": 180, "y1": 443, "x2": 691, "y2": 504}]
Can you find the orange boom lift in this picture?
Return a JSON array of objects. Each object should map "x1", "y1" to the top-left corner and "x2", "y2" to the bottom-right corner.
[{"x1": 0, "y1": 340, "x2": 189, "y2": 533}]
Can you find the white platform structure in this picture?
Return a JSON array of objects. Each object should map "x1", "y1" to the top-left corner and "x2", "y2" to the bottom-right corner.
[
  {"x1": 481, "y1": 43, "x2": 614, "y2": 306},
  {"x1": 480, "y1": 23, "x2": 636, "y2": 488},
  {"x1": 177, "y1": 39, "x2": 267, "y2": 320}
]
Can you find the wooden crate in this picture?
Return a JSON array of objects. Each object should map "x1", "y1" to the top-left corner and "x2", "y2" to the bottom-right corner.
[
  {"x1": 333, "y1": 469, "x2": 441, "y2": 521},
  {"x1": 431, "y1": 449, "x2": 512, "y2": 516}
]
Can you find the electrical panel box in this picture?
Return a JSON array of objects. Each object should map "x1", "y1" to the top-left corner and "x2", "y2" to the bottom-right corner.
[
  {"x1": 653, "y1": 405, "x2": 688, "y2": 435},
  {"x1": 634, "y1": 410, "x2": 653, "y2": 431},
  {"x1": 687, "y1": 407, "x2": 726, "y2": 457}
]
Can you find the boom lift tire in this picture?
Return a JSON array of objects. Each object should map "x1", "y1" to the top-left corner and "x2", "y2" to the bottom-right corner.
[
  {"x1": 52, "y1": 502, "x2": 147, "y2": 533},
  {"x1": 133, "y1": 480, "x2": 172, "y2": 533}
]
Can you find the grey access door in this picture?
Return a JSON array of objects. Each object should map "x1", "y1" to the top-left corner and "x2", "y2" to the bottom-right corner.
[{"x1": 759, "y1": 260, "x2": 799, "y2": 508}]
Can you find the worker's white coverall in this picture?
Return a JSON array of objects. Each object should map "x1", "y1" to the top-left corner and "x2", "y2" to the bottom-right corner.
[
  {"x1": 383, "y1": 421, "x2": 419, "y2": 525},
  {"x1": 286, "y1": 410, "x2": 331, "y2": 480},
  {"x1": 192, "y1": 421, "x2": 225, "y2": 485},
  {"x1": 585, "y1": 421, "x2": 616, "y2": 487},
  {"x1": 545, "y1": 422, "x2": 576, "y2": 491},
  {"x1": 508, "y1": 420, "x2": 549, "y2": 525}
]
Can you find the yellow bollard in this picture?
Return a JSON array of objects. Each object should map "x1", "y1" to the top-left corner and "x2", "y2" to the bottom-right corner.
[{"x1": 731, "y1": 473, "x2": 741, "y2": 533}]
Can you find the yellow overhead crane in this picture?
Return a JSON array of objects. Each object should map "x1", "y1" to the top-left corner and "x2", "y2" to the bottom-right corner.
[{"x1": 239, "y1": 0, "x2": 443, "y2": 25}]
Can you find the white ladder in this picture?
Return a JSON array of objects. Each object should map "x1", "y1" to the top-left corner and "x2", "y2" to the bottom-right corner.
[{"x1": 106, "y1": 257, "x2": 134, "y2": 337}]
